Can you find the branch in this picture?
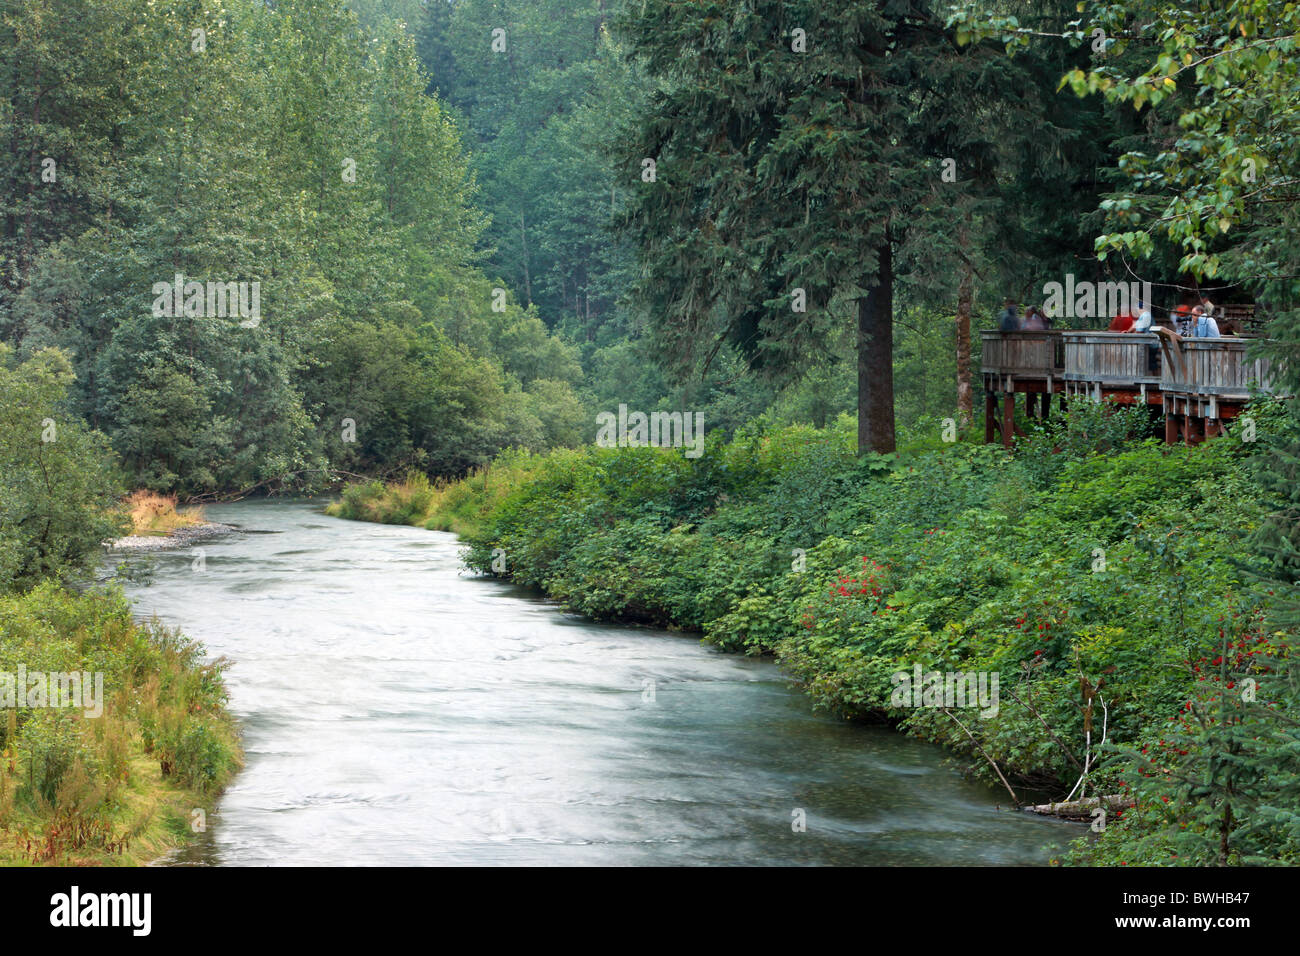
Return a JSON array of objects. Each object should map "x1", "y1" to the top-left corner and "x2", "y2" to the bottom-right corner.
[
  {"x1": 1006, "y1": 686, "x2": 1086, "y2": 774},
  {"x1": 942, "y1": 707, "x2": 1020, "y2": 805}
]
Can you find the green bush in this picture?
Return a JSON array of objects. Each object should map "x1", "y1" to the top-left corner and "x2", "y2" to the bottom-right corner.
[{"x1": 0, "y1": 346, "x2": 128, "y2": 591}]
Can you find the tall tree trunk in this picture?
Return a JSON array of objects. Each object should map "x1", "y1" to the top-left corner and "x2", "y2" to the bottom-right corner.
[
  {"x1": 956, "y1": 246, "x2": 974, "y2": 428},
  {"x1": 858, "y1": 241, "x2": 896, "y2": 454}
]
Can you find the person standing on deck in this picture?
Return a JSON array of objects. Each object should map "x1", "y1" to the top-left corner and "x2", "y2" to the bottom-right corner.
[
  {"x1": 1131, "y1": 301, "x2": 1159, "y2": 373},
  {"x1": 1173, "y1": 303, "x2": 1194, "y2": 337},
  {"x1": 997, "y1": 298, "x2": 1021, "y2": 332},
  {"x1": 1132, "y1": 301, "x2": 1154, "y2": 332}
]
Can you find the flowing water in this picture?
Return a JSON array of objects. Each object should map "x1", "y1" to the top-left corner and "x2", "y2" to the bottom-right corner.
[{"x1": 117, "y1": 500, "x2": 1072, "y2": 865}]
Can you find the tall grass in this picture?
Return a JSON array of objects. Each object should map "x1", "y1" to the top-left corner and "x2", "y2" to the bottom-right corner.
[
  {"x1": 326, "y1": 450, "x2": 552, "y2": 538},
  {"x1": 0, "y1": 584, "x2": 241, "y2": 865},
  {"x1": 122, "y1": 490, "x2": 206, "y2": 536}
]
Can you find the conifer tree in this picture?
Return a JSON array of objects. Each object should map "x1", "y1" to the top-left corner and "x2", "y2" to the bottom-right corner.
[{"x1": 614, "y1": 0, "x2": 1028, "y2": 452}]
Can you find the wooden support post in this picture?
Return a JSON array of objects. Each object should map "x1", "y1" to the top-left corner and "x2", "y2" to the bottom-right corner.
[
  {"x1": 1003, "y1": 392, "x2": 1015, "y2": 449},
  {"x1": 1165, "y1": 412, "x2": 1178, "y2": 445}
]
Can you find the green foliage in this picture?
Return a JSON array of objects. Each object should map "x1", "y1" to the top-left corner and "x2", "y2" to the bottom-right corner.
[
  {"x1": 1015, "y1": 397, "x2": 1158, "y2": 490},
  {"x1": 0, "y1": 583, "x2": 241, "y2": 863},
  {"x1": 422, "y1": 0, "x2": 640, "y2": 339},
  {"x1": 329, "y1": 472, "x2": 436, "y2": 526},
  {"x1": 0, "y1": 345, "x2": 127, "y2": 591},
  {"x1": 1, "y1": 0, "x2": 586, "y2": 496}
]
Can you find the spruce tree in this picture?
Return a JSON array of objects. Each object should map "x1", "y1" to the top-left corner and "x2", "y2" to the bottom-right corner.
[{"x1": 614, "y1": 0, "x2": 1034, "y2": 452}]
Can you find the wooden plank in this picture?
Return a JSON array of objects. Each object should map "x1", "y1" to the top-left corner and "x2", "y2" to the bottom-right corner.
[
  {"x1": 1062, "y1": 331, "x2": 1160, "y2": 384},
  {"x1": 980, "y1": 331, "x2": 1061, "y2": 378},
  {"x1": 1158, "y1": 336, "x2": 1275, "y2": 403}
]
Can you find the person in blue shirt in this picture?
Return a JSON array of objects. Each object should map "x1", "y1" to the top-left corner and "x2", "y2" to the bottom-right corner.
[
  {"x1": 1132, "y1": 301, "x2": 1154, "y2": 332},
  {"x1": 1191, "y1": 305, "x2": 1221, "y2": 338}
]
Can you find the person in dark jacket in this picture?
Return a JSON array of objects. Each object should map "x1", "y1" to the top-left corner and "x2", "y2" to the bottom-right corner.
[{"x1": 997, "y1": 298, "x2": 1021, "y2": 332}]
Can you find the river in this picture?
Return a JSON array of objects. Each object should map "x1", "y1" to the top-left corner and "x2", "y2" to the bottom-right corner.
[{"x1": 117, "y1": 500, "x2": 1071, "y2": 865}]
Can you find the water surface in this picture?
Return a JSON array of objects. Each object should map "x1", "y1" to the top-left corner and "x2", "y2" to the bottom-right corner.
[{"x1": 118, "y1": 500, "x2": 1071, "y2": 865}]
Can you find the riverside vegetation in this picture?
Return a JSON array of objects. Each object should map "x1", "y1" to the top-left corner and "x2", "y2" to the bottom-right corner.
[
  {"x1": 0, "y1": 346, "x2": 240, "y2": 865},
  {"x1": 331, "y1": 399, "x2": 1300, "y2": 866}
]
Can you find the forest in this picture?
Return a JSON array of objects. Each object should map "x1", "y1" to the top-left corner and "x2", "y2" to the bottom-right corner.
[{"x1": 2, "y1": 0, "x2": 1299, "y2": 871}]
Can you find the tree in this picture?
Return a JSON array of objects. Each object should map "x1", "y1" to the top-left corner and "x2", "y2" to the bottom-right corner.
[
  {"x1": 0, "y1": 346, "x2": 125, "y2": 590},
  {"x1": 2, "y1": 0, "x2": 588, "y2": 492},
  {"x1": 417, "y1": 0, "x2": 640, "y2": 337},
  {"x1": 613, "y1": 0, "x2": 1044, "y2": 452}
]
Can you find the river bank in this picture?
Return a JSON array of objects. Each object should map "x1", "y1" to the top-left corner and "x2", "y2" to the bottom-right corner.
[
  {"x1": 0, "y1": 584, "x2": 242, "y2": 865},
  {"x1": 326, "y1": 408, "x2": 1298, "y2": 866}
]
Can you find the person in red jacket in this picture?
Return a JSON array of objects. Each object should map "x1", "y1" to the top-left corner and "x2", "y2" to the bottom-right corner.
[{"x1": 1108, "y1": 311, "x2": 1136, "y2": 332}]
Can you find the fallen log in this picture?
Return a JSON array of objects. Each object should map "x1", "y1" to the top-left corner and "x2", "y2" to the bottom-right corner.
[{"x1": 1024, "y1": 794, "x2": 1134, "y2": 821}]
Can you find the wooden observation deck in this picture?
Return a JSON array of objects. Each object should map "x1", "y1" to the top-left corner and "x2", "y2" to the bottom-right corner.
[{"x1": 980, "y1": 330, "x2": 1277, "y2": 447}]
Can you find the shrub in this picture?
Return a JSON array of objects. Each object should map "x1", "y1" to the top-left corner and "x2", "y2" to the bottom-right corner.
[{"x1": 0, "y1": 346, "x2": 128, "y2": 591}]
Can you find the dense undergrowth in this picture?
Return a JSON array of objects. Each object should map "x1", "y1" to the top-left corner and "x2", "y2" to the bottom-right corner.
[
  {"x1": 332, "y1": 398, "x2": 1300, "y2": 865},
  {"x1": 0, "y1": 585, "x2": 240, "y2": 864},
  {"x1": 1, "y1": 346, "x2": 242, "y2": 865}
]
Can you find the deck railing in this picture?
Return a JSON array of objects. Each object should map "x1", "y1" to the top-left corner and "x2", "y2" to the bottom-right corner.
[
  {"x1": 979, "y1": 330, "x2": 1063, "y2": 378},
  {"x1": 983, "y1": 329, "x2": 1279, "y2": 402},
  {"x1": 1062, "y1": 331, "x2": 1161, "y2": 386},
  {"x1": 1159, "y1": 337, "x2": 1275, "y2": 399}
]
